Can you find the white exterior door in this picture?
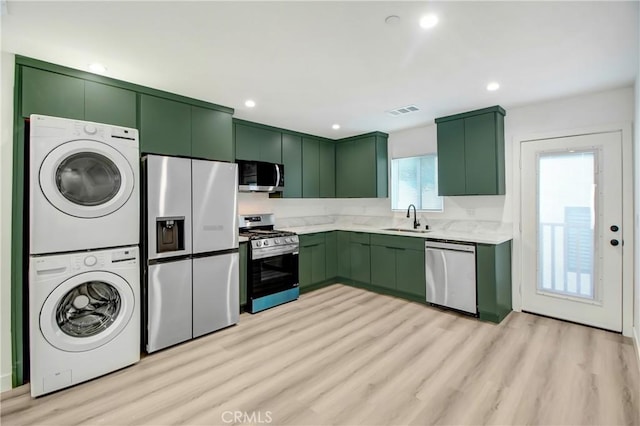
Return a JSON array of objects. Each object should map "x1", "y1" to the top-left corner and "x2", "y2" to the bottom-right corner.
[{"x1": 521, "y1": 131, "x2": 623, "y2": 331}]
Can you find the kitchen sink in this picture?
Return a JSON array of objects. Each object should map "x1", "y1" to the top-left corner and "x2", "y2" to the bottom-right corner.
[{"x1": 383, "y1": 227, "x2": 431, "y2": 234}]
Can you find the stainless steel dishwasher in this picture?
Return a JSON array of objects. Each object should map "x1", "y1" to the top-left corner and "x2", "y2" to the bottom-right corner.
[{"x1": 425, "y1": 240, "x2": 477, "y2": 315}]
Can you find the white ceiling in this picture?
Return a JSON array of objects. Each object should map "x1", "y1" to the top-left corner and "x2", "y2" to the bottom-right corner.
[{"x1": 2, "y1": 1, "x2": 638, "y2": 139}]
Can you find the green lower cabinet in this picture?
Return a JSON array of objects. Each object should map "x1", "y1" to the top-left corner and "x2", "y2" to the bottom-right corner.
[
  {"x1": 239, "y1": 243, "x2": 247, "y2": 307},
  {"x1": 370, "y1": 245, "x2": 396, "y2": 290},
  {"x1": 84, "y1": 81, "x2": 137, "y2": 128},
  {"x1": 476, "y1": 241, "x2": 512, "y2": 323},
  {"x1": 350, "y1": 241, "x2": 371, "y2": 283},
  {"x1": 325, "y1": 232, "x2": 337, "y2": 278},
  {"x1": 337, "y1": 231, "x2": 351, "y2": 278},
  {"x1": 299, "y1": 233, "x2": 326, "y2": 289},
  {"x1": 396, "y1": 249, "x2": 426, "y2": 298}
]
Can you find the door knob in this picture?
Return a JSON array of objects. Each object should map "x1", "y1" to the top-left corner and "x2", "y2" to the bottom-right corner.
[
  {"x1": 610, "y1": 239, "x2": 620, "y2": 246},
  {"x1": 610, "y1": 225, "x2": 619, "y2": 232}
]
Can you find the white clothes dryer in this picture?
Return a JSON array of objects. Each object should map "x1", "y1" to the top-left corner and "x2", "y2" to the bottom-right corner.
[
  {"x1": 29, "y1": 114, "x2": 139, "y2": 255},
  {"x1": 29, "y1": 246, "x2": 140, "y2": 397}
]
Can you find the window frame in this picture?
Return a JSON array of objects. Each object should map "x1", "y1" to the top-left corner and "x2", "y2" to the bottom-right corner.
[{"x1": 390, "y1": 153, "x2": 444, "y2": 213}]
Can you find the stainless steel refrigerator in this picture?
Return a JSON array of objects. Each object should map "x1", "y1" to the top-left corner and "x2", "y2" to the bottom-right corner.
[{"x1": 143, "y1": 155, "x2": 239, "y2": 353}]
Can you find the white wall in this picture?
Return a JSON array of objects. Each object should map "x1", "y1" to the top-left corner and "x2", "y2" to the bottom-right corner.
[
  {"x1": 239, "y1": 87, "x2": 635, "y2": 228},
  {"x1": 1, "y1": 53, "x2": 15, "y2": 391}
]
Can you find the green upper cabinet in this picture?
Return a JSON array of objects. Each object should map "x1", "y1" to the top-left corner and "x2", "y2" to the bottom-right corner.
[
  {"x1": 319, "y1": 140, "x2": 336, "y2": 198},
  {"x1": 435, "y1": 106, "x2": 506, "y2": 196},
  {"x1": 335, "y1": 132, "x2": 388, "y2": 198},
  {"x1": 139, "y1": 94, "x2": 191, "y2": 157},
  {"x1": 21, "y1": 67, "x2": 137, "y2": 128},
  {"x1": 302, "y1": 138, "x2": 320, "y2": 197},
  {"x1": 84, "y1": 81, "x2": 136, "y2": 128},
  {"x1": 281, "y1": 133, "x2": 303, "y2": 198},
  {"x1": 234, "y1": 121, "x2": 282, "y2": 164},
  {"x1": 302, "y1": 137, "x2": 335, "y2": 198},
  {"x1": 191, "y1": 106, "x2": 233, "y2": 162},
  {"x1": 21, "y1": 67, "x2": 84, "y2": 120}
]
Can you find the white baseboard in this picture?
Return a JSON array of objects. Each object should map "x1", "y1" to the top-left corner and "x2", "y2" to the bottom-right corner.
[
  {"x1": 634, "y1": 327, "x2": 640, "y2": 374},
  {"x1": 0, "y1": 372, "x2": 12, "y2": 392}
]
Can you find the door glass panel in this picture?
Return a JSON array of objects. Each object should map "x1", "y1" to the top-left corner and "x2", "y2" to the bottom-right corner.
[
  {"x1": 56, "y1": 281, "x2": 122, "y2": 337},
  {"x1": 56, "y1": 152, "x2": 122, "y2": 206},
  {"x1": 538, "y1": 150, "x2": 595, "y2": 299}
]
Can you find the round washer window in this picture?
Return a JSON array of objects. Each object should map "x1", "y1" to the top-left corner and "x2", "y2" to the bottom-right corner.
[
  {"x1": 56, "y1": 152, "x2": 122, "y2": 206},
  {"x1": 56, "y1": 281, "x2": 122, "y2": 338}
]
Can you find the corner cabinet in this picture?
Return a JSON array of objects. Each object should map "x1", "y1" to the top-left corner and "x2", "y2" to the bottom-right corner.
[
  {"x1": 435, "y1": 106, "x2": 506, "y2": 196},
  {"x1": 335, "y1": 132, "x2": 388, "y2": 198}
]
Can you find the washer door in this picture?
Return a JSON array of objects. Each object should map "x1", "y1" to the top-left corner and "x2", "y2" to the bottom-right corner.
[
  {"x1": 40, "y1": 271, "x2": 135, "y2": 352},
  {"x1": 39, "y1": 140, "x2": 135, "y2": 218}
]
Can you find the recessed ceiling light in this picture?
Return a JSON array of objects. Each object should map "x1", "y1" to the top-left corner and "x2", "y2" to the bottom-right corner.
[
  {"x1": 419, "y1": 14, "x2": 438, "y2": 29},
  {"x1": 245, "y1": 100, "x2": 256, "y2": 108},
  {"x1": 332, "y1": 124, "x2": 340, "y2": 130},
  {"x1": 88, "y1": 63, "x2": 107, "y2": 74},
  {"x1": 486, "y1": 82, "x2": 500, "y2": 91}
]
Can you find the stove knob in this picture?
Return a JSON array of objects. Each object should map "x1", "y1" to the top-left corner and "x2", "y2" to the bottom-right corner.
[
  {"x1": 287, "y1": 238, "x2": 293, "y2": 243},
  {"x1": 264, "y1": 240, "x2": 269, "y2": 246},
  {"x1": 275, "y1": 239, "x2": 280, "y2": 244},
  {"x1": 256, "y1": 241, "x2": 263, "y2": 247}
]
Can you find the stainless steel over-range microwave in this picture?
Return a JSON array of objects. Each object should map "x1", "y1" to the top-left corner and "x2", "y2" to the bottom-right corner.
[{"x1": 237, "y1": 160, "x2": 284, "y2": 193}]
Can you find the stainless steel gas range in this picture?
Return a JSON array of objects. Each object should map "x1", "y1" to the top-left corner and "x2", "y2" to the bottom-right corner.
[{"x1": 239, "y1": 214, "x2": 299, "y2": 313}]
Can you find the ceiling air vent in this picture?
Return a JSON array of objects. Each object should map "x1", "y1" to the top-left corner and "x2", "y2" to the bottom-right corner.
[{"x1": 387, "y1": 105, "x2": 420, "y2": 117}]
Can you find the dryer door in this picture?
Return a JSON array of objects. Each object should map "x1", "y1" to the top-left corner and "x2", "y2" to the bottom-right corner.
[
  {"x1": 39, "y1": 140, "x2": 135, "y2": 218},
  {"x1": 40, "y1": 271, "x2": 135, "y2": 352}
]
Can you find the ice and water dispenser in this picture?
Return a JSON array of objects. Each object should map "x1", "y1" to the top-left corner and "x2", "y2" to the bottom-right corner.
[{"x1": 156, "y1": 217, "x2": 185, "y2": 253}]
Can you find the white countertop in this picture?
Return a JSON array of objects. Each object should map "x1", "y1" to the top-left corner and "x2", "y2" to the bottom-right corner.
[{"x1": 278, "y1": 224, "x2": 512, "y2": 245}]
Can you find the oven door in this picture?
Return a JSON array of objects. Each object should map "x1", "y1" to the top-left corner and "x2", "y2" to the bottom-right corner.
[{"x1": 248, "y1": 251, "x2": 299, "y2": 300}]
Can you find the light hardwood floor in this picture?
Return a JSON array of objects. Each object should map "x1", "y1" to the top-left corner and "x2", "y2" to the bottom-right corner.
[{"x1": 2, "y1": 284, "x2": 639, "y2": 425}]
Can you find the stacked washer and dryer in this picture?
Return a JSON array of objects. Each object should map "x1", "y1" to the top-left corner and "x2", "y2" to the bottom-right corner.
[{"x1": 28, "y1": 115, "x2": 141, "y2": 397}]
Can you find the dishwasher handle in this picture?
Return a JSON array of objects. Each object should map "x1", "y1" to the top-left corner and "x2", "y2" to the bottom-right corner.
[{"x1": 425, "y1": 240, "x2": 476, "y2": 253}]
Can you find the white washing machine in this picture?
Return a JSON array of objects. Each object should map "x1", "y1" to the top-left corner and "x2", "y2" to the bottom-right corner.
[
  {"x1": 29, "y1": 114, "x2": 139, "y2": 255},
  {"x1": 29, "y1": 246, "x2": 140, "y2": 397}
]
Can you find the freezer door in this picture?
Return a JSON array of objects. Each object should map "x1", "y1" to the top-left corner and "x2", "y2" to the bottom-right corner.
[
  {"x1": 192, "y1": 160, "x2": 238, "y2": 253},
  {"x1": 192, "y1": 253, "x2": 239, "y2": 338},
  {"x1": 425, "y1": 248, "x2": 477, "y2": 314},
  {"x1": 145, "y1": 155, "x2": 192, "y2": 259},
  {"x1": 147, "y1": 260, "x2": 193, "y2": 352}
]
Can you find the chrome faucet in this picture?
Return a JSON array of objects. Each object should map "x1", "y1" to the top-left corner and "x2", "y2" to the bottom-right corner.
[{"x1": 406, "y1": 204, "x2": 420, "y2": 229}]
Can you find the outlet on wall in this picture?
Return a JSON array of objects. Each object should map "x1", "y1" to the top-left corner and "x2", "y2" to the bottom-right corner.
[{"x1": 466, "y1": 208, "x2": 476, "y2": 217}]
